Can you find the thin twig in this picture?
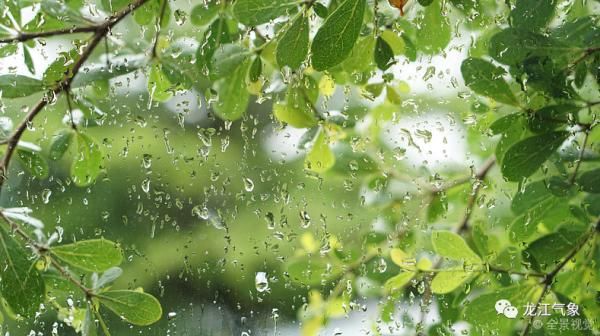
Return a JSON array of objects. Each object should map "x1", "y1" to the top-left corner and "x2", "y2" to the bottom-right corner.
[
  {"x1": 0, "y1": 26, "x2": 99, "y2": 44},
  {"x1": 568, "y1": 130, "x2": 589, "y2": 185},
  {"x1": 151, "y1": 0, "x2": 169, "y2": 58}
]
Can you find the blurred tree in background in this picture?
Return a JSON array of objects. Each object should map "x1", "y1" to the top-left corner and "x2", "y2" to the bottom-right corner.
[{"x1": 0, "y1": 0, "x2": 599, "y2": 335}]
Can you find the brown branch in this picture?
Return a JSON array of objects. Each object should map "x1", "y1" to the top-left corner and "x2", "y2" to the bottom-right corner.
[
  {"x1": 0, "y1": 0, "x2": 151, "y2": 190},
  {"x1": 0, "y1": 26, "x2": 99, "y2": 44},
  {"x1": 456, "y1": 156, "x2": 496, "y2": 234}
]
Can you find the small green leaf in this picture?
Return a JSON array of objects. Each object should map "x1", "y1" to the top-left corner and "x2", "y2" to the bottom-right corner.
[
  {"x1": 17, "y1": 148, "x2": 49, "y2": 179},
  {"x1": 464, "y1": 285, "x2": 535, "y2": 331},
  {"x1": 0, "y1": 226, "x2": 45, "y2": 317},
  {"x1": 0, "y1": 44, "x2": 18, "y2": 58},
  {"x1": 527, "y1": 104, "x2": 578, "y2": 133},
  {"x1": 213, "y1": 61, "x2": 250, "y2": 120},
  {"x1": 311, "y1": 0, "x2": 366, "y2": 71},
  {"x1": 427, "y1": 192, "x2": 448, "y2": 222},
  {"x1": 305, "y1": 130, "x2": 335, "y2": 173},
  {"x1": 49, "y1": 129, "x2": 74, "y2": 161},
  {"x1": 276, "y1": 15, "x2": 310, "y2": 69},
  {"x1": 147, "y1": 62, "x2": 173, "y2": 102},
  {"x1": 232, "y1": 0, "x2": 298, "y2": 26},
  {"x1": 249, "y1": 56, "x2": 263, "y2": 82},
  {"x1": 190, "y1": 1, "x2": 219, "y2": 26},
  {"x1": 383, "y1": 271, "x2": 415, "y2": 294},
  {"x1": 510, "y1": 0, "x2": 557, "y2": 32},
  {"x1": 196, "y1": 18, "x2": 231, "y2": 71},
  {"x1": 401, "y1": 34, "x2": 417, "y2": 61},
  {"x1": 509, "y1": 197, "x2": 559, "y2": 242},
  {"x1": 23, "y1": 46, "x2": 35, "y2": 75},
  {"x1": 418, "y1": 0, "x2": 433, "y2": 6},
  {"x1": 374, "y1": 36, "x2": 395, "y2": 70},
  {"x1": 489, "y1": 28, "x2": 569, "y2": 67},
  {"x1": 51, "y1": 239, "x2": 123, "y2": 273},
  {"x1": 98, "y1": 290, "x2": 162, "y2": 326},
  {"x1": 313, "y1": 2, "x2": 328, "y2": 18},
  {"x1": 523, "y1": 226, "x2": 586, "y2": 272},
  {"x1": 72, "y1": 132, "x2": 103, "y2": 187},
  {"x1": 501, "y1": 131, "x2": 569, "y2": 182},
  {"x1": 416, "y1": 0, "x2": 450, "y2": 54},
  {"x1": 511, "y1": 179, "x2": 553, "y2": 215},
  {"x1": 431, "y1": 269, "x2": 472, "y2": 294},
  {"x1": 461, "y1": 57, "x2": 518, "y2": 106},
  {"x1": 577, "y1": 168, "x2": 600, "y2": 193},
  {"x1": 0, "y1": 75, "x2": 44, "y2": 98},
  {"x1": 431, "y1": 231, "x2": 481, "y2": 264},
  {"x1": 43, "y1": 48, "x2": 79, "y2": 86},
  {"x1": 211, "y1": 44, "x2": 250, "y2": 79}
]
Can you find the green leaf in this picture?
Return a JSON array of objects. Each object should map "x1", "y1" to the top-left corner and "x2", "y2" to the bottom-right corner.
[
  {"x1": 461, "y1": 58, "x2": 518, "y2": 106},
  {"x1": 464, "y1": 285, "x2": 535, "y2": 331},
  {"x1": 211, "y1": 44, "x2": 250, "y2": 79},
  {"x1": 0, "y1": 226, "x2": 45, "y2": 317},
  {"x1": 71, "y1": 54, "x2": 146, "y2": 88},
  {"x1": 196, "y1": 18, "x2": 231, "y2": 71},
  {"x1": 510, "y1": 0, "x2": 557, "y2": 32},
  {"x1": 431, "y1": 231, "x2": 481, "y2": 264},
  {"x1": 72, "y1": 132, "x2": 103, "y2": 187},
  {"x1": 509, "y1": 197, "x2": 560, "y2": 242},
  {"x1": 374, "y1": 36, "x2": 395, "y2": 70},
  {"x1": 248, "y1": 56, "x2": 262, "y2": 82},
  {"x1": 305, "y1": 130, "x2": 335, "y2": 173},
  {"x1": 147, "y1": 62, "x2": 173, "y2": 102},
  {"x1": 527, "y1": 104, "x2": 579, "y2": 133},
  {"x1": 577, "y1": 168, "x2": 600, "y2": 193},
  {"x1": 416, "y1": 0, "x2": 450, "y2": 54},
  {"x1": 43, "y1": 48, "x2": 79, "y2": 86},
  {"x1": 0, "y1": 44, "x2": 18, "y2": 58},
  {"x1": 190, "y1": 2, "x2": 220, "y2": 26},
  {"x1": 313, "y1": 2, "x2": 328, "y2": 18},
  {"x1": 276, "y1": 15, "x2": 310, "y2": 69},
  {"x1": 311, "y1": 0, "x2": 366, "y2": 71},
  {"x1": 232, "y1": 0, "x2": 298, "y2": 26},
  {"x1": 523, "y1": 226, "x2": 587, "y2": 272},
  {"x1": 0, "y1": 75, "x2": 44, "y2": 98},
  {"x1": 213, "y1": 61, "x2": 250, "y2": 120},
  {"x1": 401, "y1": 34, "x2": 417, "y2": 61},
  {"x1": 431, "y1": 269, "x2": 472, "y2": 294},
  {"x1": 98, "y1": 290, "x2": 162, "y2": 326},
  {"x1": 383, "y1": 271, "x2": 415, "y2": 294},
  {"x1": 427, "y1": 192, "x2": 447, "y2": 222},
  {"x1": 17, "y1": 148, "x2": 49, "y2": 179},
  {"x1": 511, "y1": 179, "x2": 553, "y2": 215},
  {"x1": 49, "y1": 129, "x2": 75, "y2": 161},
  {"x1": 341, "y1": 36, "x2": 375, "y2": 73},
  {"x1": 23, "y1": 47, "x2": 35, "y2": 75},
  {"x1": 501, "y1": 131, "x2": 569, "y2": 182},
  {"x1": 51, "y1": 239, "x2": 123, "y2": 273},
  {"x1": 489, "y1": 28, "x2": 572, "y2": 67}
]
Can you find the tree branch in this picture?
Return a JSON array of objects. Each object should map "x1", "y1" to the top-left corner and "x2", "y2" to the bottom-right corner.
[{"x1": 0, "y1": 26, "x2": 99, "y2": 44}]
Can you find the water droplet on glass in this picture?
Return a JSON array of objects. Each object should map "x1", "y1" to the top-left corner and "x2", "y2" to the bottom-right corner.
[
  {"x1": 243, "y1": 177, "x2": 254, "y2": 192},
  {"x1": 255, "y1": 272, "x2": 269, "y2": 292}
]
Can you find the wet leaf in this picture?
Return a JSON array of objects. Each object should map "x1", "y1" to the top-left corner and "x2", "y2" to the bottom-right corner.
[
  {"x1": 71, "y1": 132, "x2": 103, "y2": 187},
  {"x1": 431, "y1": 231, "x2": 481, "y2": 263},
  {"x1": 577, "y1": 168, "x2": 600, "y2": 193},
  {"x1": 51, "y1": 239, "x2": 123, "y2": 273},
  {"x1": 17, "y1": 148, "x2": 49, "y2": 179},
  {"x1": 501, "y1": 131, "x2": 569, "y2": 182},
  {"x1": 232, "y1": 0, "x2": 298, "y2": 26},
  {"x1": 305, "y1": 130, "x2": 335, "y2": 173},
  {"x1": 311, "y1": 0, "x2": 366, "y2": 70},
  {"x1": 374, "y1": 36, "x2": 395, "y2": 70},
  {"x1": 213, "y1": 61, "x2": 250, "y2": 120},
  {"x1": 461, "y1": 57, "x2": 518, "y2": 106},
  {"x1": 0, "y1": 75, "x2": 44, "y2": 98},
  {"x1": 0, "y1": 226, "x2": 45, "y2": 318},
  {"x1": 98, "y1": 290, "x2": 162, "y2": 326},
  {"x1": 276, "y1": 15, "x2": 310, "y2": 69},
  {"x1": 49, "y1": 129, "x2": 74, "y2": 161}
]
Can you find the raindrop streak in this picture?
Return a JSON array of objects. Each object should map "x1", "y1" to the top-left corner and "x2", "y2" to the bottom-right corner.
[
  {"x1": 299, "y1": 210, "x2": 311, "y2": 228},
  {"x1": 243, "y1": 177, "x2": 254, "y2": 192},
  {"x1": 42, "y1": 189, "x2": 52, "y2": 204}
]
